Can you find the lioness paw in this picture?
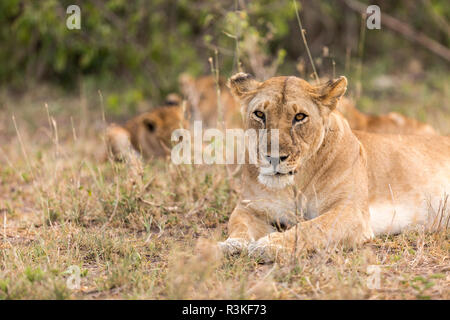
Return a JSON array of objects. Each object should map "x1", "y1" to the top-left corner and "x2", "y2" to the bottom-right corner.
[
  {"x1": 248, "y1": 237, "x2": 283, "y2": 263},
  {"x1": 217, "y1": 238, "x2": 248, "y2": 256}
]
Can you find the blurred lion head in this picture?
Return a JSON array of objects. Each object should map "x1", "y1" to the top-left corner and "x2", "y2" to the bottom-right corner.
[
  {"x1": 125, "y1": 95, "x2": 188, "y2": 158},
  {"x1": 106, "y1": 94, "x2": 188, "y2": 161}
]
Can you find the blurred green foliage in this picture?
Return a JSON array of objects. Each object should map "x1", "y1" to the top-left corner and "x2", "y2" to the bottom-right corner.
[{"x1": 0, "y1": 0, "x2": 448, "y2": 112}]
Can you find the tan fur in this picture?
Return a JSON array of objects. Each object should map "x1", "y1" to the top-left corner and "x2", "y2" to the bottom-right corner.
[
  {"x1": 338, "y1": 97, "x2": 437, "y2": 135},
  {"x1": 106, "y1": 74, "x2": 243, "y2": 161},
  {"x1": 105, "y1": 124, "x2": 135, "y2": 161},
  {"x1": 179, "y1": 74, "x2": 242, "y2": 128},
  {"x1": 106, "y1": 98, "x2": 187, "y2": 160},
  {"x1": 219, "y1": 73, "x2": 450, "y2": 263}
]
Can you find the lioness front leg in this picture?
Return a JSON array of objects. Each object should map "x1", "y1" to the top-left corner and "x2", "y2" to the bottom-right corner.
[
  {"x1": 219, "y1": 206, "x2": 276, "y2": 256},
  {"x1": 248, "y1": 205, "x2": 374, "y2": 262}
]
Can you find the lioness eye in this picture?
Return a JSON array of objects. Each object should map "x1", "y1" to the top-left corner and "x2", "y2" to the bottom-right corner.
[
  {"x1": 254, "y1": 111, "x2": 265, "y2": 121},
  {"x1": 294, "y1": 113, "x2": 307, "y2": 122}
]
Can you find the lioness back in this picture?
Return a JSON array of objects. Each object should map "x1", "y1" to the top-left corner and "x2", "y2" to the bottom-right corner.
[
  {"x1": 355, "y1": 130, "x2": 450, "y2": 234},
  {"x1": 338, "y1": 97, "x2": 437, "y2": 135}
]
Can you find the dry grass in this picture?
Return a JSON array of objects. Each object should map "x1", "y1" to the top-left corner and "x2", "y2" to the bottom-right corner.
[{"x1": 0, "y1": 75, "x2": 449, "y2": 300}]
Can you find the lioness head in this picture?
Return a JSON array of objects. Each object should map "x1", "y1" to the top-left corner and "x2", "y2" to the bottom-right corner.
[
  {"x1": 125, "y1": 95, "x2": 188, "y2": 159},
  {"x1": 228, "y1": 73, "x2": 347, "y2": 189},
  {"x1": 179, "y1": 74, "x2": 242, "y2": 128}
]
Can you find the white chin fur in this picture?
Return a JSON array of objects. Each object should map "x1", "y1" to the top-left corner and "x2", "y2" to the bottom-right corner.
[{"x1": 258, "y1": 174, "x2": 294, "y2": 189}]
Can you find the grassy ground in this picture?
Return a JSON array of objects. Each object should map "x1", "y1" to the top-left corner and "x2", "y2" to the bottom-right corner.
[{"x1": 0, "y1": 71, "x2": 449, "y2": 300}]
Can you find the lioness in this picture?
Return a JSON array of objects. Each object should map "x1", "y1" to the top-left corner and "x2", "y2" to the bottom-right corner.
[
  {"x1": 179, "y1": 74, "x2": 242, "y2": 128},
  {"x1": 338, "y1": 97, "x2": 437, "y2": 135},
  {"x1": 106, "y1": 95, "x2": 187, "y2": 160},
  {"x1": 219, "y1": 73, "x2": 450, "y2": 263}
]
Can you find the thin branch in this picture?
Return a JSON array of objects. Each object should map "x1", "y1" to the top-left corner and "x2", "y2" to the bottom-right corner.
[
  {"x1": 340, "y1": 0, "x2": 450, "y2": 62},
  {"x1": 293, "y1": 0, "x2": 320, "y2": 83}
]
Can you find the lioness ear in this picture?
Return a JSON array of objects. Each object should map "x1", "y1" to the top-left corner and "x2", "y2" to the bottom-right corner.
[
  {"x1": 164, "y1": 93, "x2": 182, "y2": 106},
  {"x1": 313, "y1": 76, "x2": 347, "y2": 110},
  {"x1": 227, "y1": 73, "x2": 260, "y2": 100},
  {"x1": 179, "y1": 73, "x2": 196, "y2": 98},
  {"x1": 178, "y1": 73, "x2": 194, "y2": 87}
]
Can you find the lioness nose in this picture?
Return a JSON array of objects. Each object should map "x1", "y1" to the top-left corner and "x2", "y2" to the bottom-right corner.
[{"x1": 265, "y1": 155, "x2": 289, "y2": 166}]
